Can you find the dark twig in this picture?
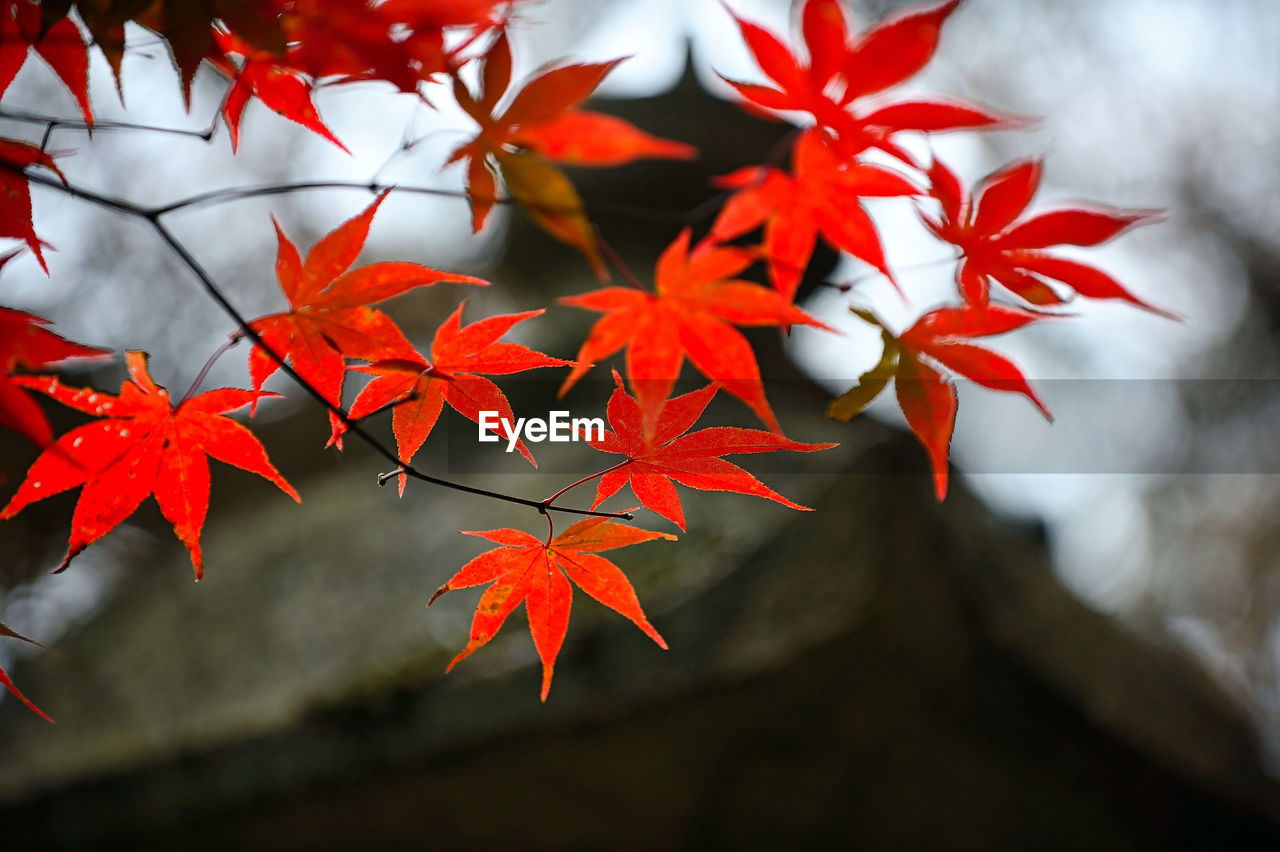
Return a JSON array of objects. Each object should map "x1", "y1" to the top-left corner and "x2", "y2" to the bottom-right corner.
[
  {"x1": 0, "y1": 108, "x2": 218, "y2": 142},
  {"x1": 539, "y1": 459, "x2": 635, "y2": 544},
  {"x1": 11, "y1": 162, "x2": 633, "y2": 521},
  {"x1": 152, "y1": 179, "x2": 713, "y2": 227}
]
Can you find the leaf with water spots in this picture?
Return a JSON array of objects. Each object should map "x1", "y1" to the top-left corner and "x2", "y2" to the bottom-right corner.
[{"x1": 0, "y1": 351, "x2": 299, "y2": 579}]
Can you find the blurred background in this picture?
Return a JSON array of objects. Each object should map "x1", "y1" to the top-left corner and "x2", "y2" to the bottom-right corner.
[{"x1": 2, "y1": 0, "x2": 1280, "y2": 847}]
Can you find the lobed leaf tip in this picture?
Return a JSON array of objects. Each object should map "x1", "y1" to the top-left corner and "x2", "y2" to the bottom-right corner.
[{"x1": 932, "y1": 474, "x2": 949, "y2": 502}]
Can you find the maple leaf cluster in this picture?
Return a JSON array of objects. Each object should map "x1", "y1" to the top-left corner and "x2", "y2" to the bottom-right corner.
[
  {"x1": 0, "y1": 0, "x2": 1169, "y2": 710},
  {"x1": 702, "y1": 0, "x2": 1169, "y2": 498}
]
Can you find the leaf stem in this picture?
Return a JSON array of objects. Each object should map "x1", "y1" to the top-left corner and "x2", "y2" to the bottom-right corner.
[
  {"x1": 764, "y1": 127, "x2": 801, "y2": 170},
  {"x1": 542, "y1": 507, "x2": 555, "y2": 547},
  {"x1": 595, "y1": 233, "x2": 647, "y2": 290},
  {"x1": 179, "y1": 335, "x2": 241, "y2": 405},
  {"x1": 541, "y1": 459, "x2": 631, "y2": 509},
  {"x1": 350, "y1": 390, "x2": 422, "y2": 422}
]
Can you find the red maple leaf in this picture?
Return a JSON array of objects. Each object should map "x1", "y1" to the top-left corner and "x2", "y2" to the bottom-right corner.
[
  {"x1": 719, "y1": 0, "x2": 1015, "y2": 162},
  {"x1": 0, "y1": 138, "x2": 67, "y2": 273},
  {"x1": 923, "y1": 157, "x2": 1170, "y2": 315},
  {"x1": 828, "y1": 303, "x2": 1050, "y2": 500},
  {"x1": 246, "y1": 192, "x2": 486, "y2": 442},
  {"x1": 559, "y1": 228, "x2": 832, "y2": 434},
  {"x1": 270, "y1": 0, "x2": 445, "y2": 92},
  {"x1": 130, "y1": 1, "x2": 288, "y2": 105},
  {"x1": 375, "y1": 0, "x2": 503, "y2": 30},
  {"x1": 297, "y1": 0, "x2": 502, "y2": 86},
  {"x1": 711, "y1": 129, "x2": 917, "y2": 301},
  {"x1": 431, "y1": 516, "x2": 674, "y2": 700},
  {"x1": 449, "y1": 31, "x2": 695, "y2": 275},
  {"x1": 208, "y1": 0, "x2": 503, "y2": 138},
  {"x1": 346, "y1": 303, "x2": 571, "y2": 491},
  {"x1": 209, "y1": 28, "x2": 349, "y2": 153},
  {"x1": 0, "y1": 620, "x2": 53, "y2": 723},
  {"x1": 588, "y1": 372, "x2": 836, "y2": 529},
  {"x1": 0, "y1": 1, "x2": 92, "y2": 125},
  {"x1": 0, "y1": 351, "x2": 300, "y2": 579},
  {"x1": 0, "y1": 303, "x2": 111, "y2": 446}
]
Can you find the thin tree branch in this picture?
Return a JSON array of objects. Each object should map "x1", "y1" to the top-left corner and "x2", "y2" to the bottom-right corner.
[
  {"x1": 3, "y1": 103, "x2": 727, "y2": 228},
  {"x1": 13, "y1": 163, "x2": 634, "y2": 521},
  {"x1": 0, "y1": 108, "x2": 218, "y2": 142},
  {"x1": 150, "y1": 178, "x2": 714, "y2": 227}
]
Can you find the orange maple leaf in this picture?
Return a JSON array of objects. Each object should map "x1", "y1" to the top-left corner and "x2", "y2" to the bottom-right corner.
[
  {"x1": 589, "y1": 372, "x2": 835, "y2": 529},
  {"x1": 720, "y1": 0, "x2": 1017, "y2": 162},
  {"x1": 560, "y1": 228, "x2": 832, "y2": 434},
  {"x1": 346, "y1": 303, "x2": 571, "y2": 491},
  {"x1": 1, "y1": 352, "x2": 300, "y2": 579},
  {"x1": 433, "y1": 516, "x2": 674, "y2": 700},
  {"x1": 448, "y1": 31, "x2": 695, "y2": 276},
  {"x1": 586, "y1": 370, "x2": 834, "y2": 524},
  {"x1": 246, "y1": 191, "x2": 487, "y2": 442},
  {"x1": 711, "y1": 129, "x2": 917, "y2": 301},
  {"x1": 829, "y1": 304, "x2": 1050, "y2": 499}
]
